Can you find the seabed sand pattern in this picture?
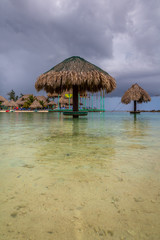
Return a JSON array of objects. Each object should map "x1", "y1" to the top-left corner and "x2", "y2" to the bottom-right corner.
[{"x1": 0, "y1": 112, "x2": 160, "y2": 240}]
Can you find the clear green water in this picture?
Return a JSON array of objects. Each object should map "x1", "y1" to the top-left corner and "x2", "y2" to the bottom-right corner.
[{"x1": 0, "y1": 112, "x2": 160, "y2": 240}]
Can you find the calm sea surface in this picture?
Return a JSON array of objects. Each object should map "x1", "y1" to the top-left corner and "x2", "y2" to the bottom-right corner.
[{"x1": 0, "y1": 112, "x2": 160, "y2": 240}]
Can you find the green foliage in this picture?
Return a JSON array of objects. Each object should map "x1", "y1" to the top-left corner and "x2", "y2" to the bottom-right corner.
[
  {"x1": 19, "y1": 93, "x2": 24, "y2": 98},
  {"x1": 7, "y1": 89, "x2": 19, "y2": 101},
  {"x1": 23, "y1": 95, "x2": 35, "y2": 108},
  {"x1": 39, "y1": 100, "x2": 45, "y2": 108},
  {"x1": 23, "y1": 102, "x2": 30, "y2": 108},
  {"x1": 28, "y1": 95, "x2": 34, "y2": 103}
]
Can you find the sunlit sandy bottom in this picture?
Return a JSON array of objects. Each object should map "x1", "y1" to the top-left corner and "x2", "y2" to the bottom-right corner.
[{"x1": 0, "y1": 112, "x2": 160, "y2": 240}]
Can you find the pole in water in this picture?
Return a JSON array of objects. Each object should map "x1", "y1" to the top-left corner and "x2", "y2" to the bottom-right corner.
[
  {"x1": 92, "y1": 94, "x2": 94, "y2": 109},
  {"x1": 134, "y1": 101, "x2": 137, "y2": 112},
  {"x1": 58, "y1": 95, "x2": 60, "y2": 109},
  {"x1": 73, "y1": 85, "x2": 79, "y2": 118},
  {"x1": 103, "y1": 90, "x2": 105, "y2": 111}
]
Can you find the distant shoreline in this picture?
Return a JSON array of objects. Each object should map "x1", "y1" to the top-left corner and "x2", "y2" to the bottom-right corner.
[{"x1": 0, "y1": 110, "x2": 160, "y2": 113}]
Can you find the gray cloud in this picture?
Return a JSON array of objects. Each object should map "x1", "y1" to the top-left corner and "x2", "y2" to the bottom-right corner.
[{"x1": 0, "y1": 0, "x2": 160, "y2": 98}]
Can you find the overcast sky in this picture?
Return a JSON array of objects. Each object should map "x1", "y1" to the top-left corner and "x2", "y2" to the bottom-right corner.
[{"x1": 0, "y1": 0, "x2": 160, "y2": 98}]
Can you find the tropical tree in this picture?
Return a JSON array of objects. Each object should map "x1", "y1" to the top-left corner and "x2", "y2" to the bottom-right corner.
[
  {"x1": 19, "y1": 93, "x2": 24, "y2": 98},
  {"x1": 7, "y1": 89, "x2": 19, "y2": 101},
  {"x1": 23, "y1": 95, "x2": 35, "y2": 108},
  {"x1": 39, "y1": 100, "x2": 46, "y2": 108}
]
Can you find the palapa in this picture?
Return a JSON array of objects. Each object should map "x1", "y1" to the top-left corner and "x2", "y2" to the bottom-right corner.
[
  {"x1": 16, "y1": 98, "x2": 25, "y2": 106},
  {"x1": 30, "y1": 100, "x2": 42, "y2": 109},
  {"x1": 121, "y1": 83, "x2": 151, "y2": 112},
  {"x1": 21, "y1": 94, "x2": 33, "y2": 100},
  {"x1": 1, "y1": 100, "x2": 9, "y2": 106},
  {"x1": 59, "y1": 97, "x2": 73, "y2": 105},
  {"x1": 10, "y1": 100, "x2": 18, "y2": 107},
  {"x1": 3, "y1": 100, "x2": 18, "y2": 107},
  {"x1": 47, "y1": 93, "x2": 59, "y2": 98},
  {"x1": 0, "y1": 96, "x2": 7, "y2": 102},
  {"x1": 35, "y1": 56, "x2": 116, "y2": 93},
  {"x1": 35, "y1": 56, "x2": 116, "y2": 116},
  {"x1": 36, "y1": 96, "x2": 47, "y2": 102},
  {"x1": 47, "y1": 100, "x2": 57, "y2": 106}
]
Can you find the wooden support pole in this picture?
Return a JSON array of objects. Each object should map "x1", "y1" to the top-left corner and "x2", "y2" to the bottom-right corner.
[
  {"x1": 58, "y1": 95, "x2": 60, "y2": 109},
  {"x1": 103, "y1": 90, "x2": 105, "y2": 111},
  {"x1": 73, "y1": 85, "x2": 79, "y2": 118},
  {"x1": 134, "y1": 100, "x2": 137, "y2": 112}
]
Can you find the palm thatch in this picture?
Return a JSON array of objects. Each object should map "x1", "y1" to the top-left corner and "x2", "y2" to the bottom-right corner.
[
  {"x1": 30, "y1": 100, "x2": 42, "y2": 109},
  {"x1": 10, "y1": 100, "x2": 18, "y2": 107},
  {"x1": 35, "y1": 96, "x2": 47, "y2": 102},
  {"x1": 47, "y1": 101, "x2": 57, "y2": 106},
  {"x1": 22, "y1": 94, "x2": 33, "y2": 100},
  {"x1": 35, "y1": 56, "x2": 116, "y2": 116},
  {"x1": 121, "y1": 83, "x2": 151, "y2": 112},
  {"x1": 121, "y1": 84, "x2": 151, "y2": 104},
  {"x1": 16, "y1": 98, "x2": 25, "y2": 106},
  {"x1": 1, "y1": 100, "x2": 9, "y2": 106},
  {"x1": 35, "y1": 56, "x2": 116, "y2": 94},
  {"x1": 47, "y1": 93, "x2": 59, "y2": 98},
  {"x1": 59, "y1": 97, "x2": 73, "y2": 105},
  {"x1": 0, "y1": 96, "x2": 7, "y2": 102},
  {"x1": 3, "y1": 100, "x2": 18, "y2": 107}
]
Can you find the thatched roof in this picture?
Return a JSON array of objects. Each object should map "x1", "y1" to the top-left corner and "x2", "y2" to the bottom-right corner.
[
  {"x1": 16, "y1": 101, "x2": 25, "y2": 106},
  {"x1": 35, "y1": 56, "x2": 116, "y2": 94},
  {"x1": 121, "y1": 83, "x2": 151, "y2": 104},
  {"x1": 47, "y1": 93, "x2": 59, "y2": 98},
  {"x1": 0, "y1": 96, "x2": 7, "y2": 102},
  {"x1": 16, "y1": 98, "x2": 25, "y2": 105},
  {"x1": 22, "y1": 94, "x2": 33, "y2": 100},
  {"x1": 3, "y1": 100, "x2": 18, "y2": 107},
  {"x1": 35, "y1": 96, "x2": 47, "y2": 102},
  {"x1": 30, "y1": 100, "x2": 42, "y2": 109},
  {"x1": 59, "y1": 97, "x2": 73, "y2": 105},
  {"x1": 47, "y1": 100, "x2": 57, "y2": 106},
  {"x1": 1, "y1": 100, "x2": 9, "y2": 106}
]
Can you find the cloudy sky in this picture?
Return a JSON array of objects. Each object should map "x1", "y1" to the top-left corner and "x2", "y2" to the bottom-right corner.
[{"x1": 0, "y1": 0, "x2": 160, "y2": 98}]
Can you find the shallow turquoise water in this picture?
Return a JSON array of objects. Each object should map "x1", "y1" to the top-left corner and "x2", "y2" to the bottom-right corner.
[{"x1": 0, "y1": 112, "x2": 160, "y2": 240}]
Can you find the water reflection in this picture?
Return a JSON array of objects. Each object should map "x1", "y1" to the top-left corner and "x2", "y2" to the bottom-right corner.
[
  {"x1": 122, "y1": 114, "x2": 150, "y2": 137},
  {"x1": 0, "y1": 112, "x2": 160, "y2": 240},
  {"x1": 34, "y1": 114, "x2": 116, "y2": 173}
]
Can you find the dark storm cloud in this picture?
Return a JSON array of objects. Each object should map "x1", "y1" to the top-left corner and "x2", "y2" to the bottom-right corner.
[{"x1": 0, "y1": 0, "x2": 160, "y2": 98}]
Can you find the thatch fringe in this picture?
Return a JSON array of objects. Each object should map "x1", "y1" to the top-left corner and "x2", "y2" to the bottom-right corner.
[
  {"x1": 2, "y1": 100, "x2": 18, "y2": 107},
  {"x1": 1, "y1": 100, "x2": 9, "y2": 106},
  {"x1": 59, "y1": 97, "x2": 73, "y2": 105},
  {"x1": 47, "y1": 93, "x2": 59, "y2": 98},
  {"x1": 21, "y1": 95, "x2": 33, "y2": 100},
  {"x1": 35, "y1": 96, "x2": 47, "y2": 102},
  {"x1": 30, "y1": 100, "x2": 42, "y2": 109},
  {"x1": 0, "y1": 96, "x2": 7, "y2": 102},
  {"x1": 35, "y1": 56, "x2": 116, "y2": 94},
  {"x1": 35, "y1": 70, "x2": 116, "y2": 93},
  {"x1": 121, "y1": 83, "x2": 151, "y2": 104},
  {"x1": 16, "y1": 100, "x2": 25, "y2": 106},
  {"x1": 47, "y1": 101, "x2": 57, "y2": 106}
]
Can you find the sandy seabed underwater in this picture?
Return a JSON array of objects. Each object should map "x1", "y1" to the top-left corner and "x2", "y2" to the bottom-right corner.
[{"x1": 0, "y1": 112, "x2": 160, "y2": 240}]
